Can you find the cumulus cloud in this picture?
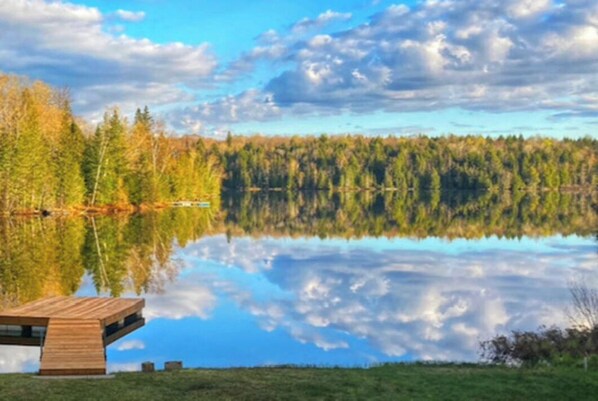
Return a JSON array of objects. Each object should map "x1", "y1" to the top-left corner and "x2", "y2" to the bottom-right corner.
[
  {"x1": 0, "y1": 0, "x2": 217, "y2": 120},
  {"x1": 177, "y1": 0, "x2": 598, "y2": 132},
  {"x1": 107, "y1": 362, "x2": 140, "y2": 372},
  {"x1": 170, "y1": 89, "x2": 281, "y2": 135},
  {"x1": 3, "y1": 1, "x2": 597, "y2": 133}
]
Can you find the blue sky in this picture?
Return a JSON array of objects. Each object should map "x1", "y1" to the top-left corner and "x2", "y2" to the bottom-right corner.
[{"x1": 0, "y1": 0, "x2": 596, "y2": 137}]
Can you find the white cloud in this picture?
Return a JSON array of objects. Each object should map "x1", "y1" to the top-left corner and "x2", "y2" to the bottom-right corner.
[
  {"x1": 114, "y1": 9, "x2": 146, "y2": 22},
  {"x1": 2, "y1": 0, "x2": 597, "y2": 133},
  {"x1": 0, "y1": 0, "x2": 217, "y2": 118},
  {"x1": 507, "y1": 0, "x2": 552, "y2": 19},
  {"x1": 171, "y1": 89, "x2": 281, "y2": 135},
  {"x1": 292, "y1": 10, "x2": 352, "y2": 33},
  {"x1": 116, "y1": 339, "x2": 145, "y2": 351},
  {"x1": 108, "y1": 362, "x2": 139, "y2": 372}
]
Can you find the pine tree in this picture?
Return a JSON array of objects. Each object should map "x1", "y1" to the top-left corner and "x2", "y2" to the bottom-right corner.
[
  {"x1": 13, "y1": 89, "x2": 52, "y2": 210},
  {"x1": 55, "y1": 108, "x2": 86, "y2": 208}
]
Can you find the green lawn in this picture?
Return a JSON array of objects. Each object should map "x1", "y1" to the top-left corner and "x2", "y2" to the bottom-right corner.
[{"x1": 0, "y1": 364, "x2": 596, "y2": 401}]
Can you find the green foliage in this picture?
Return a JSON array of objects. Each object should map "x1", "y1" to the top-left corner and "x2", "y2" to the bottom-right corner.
[
  {"x1": 0, "y1": 191, "x2": 593, "y2": 306},
  {"x1": 55, "y1": 110, "x2": 86, "y2": 207},
  {"x1": 85, "y1": 109, "x2": 129, "y2": 206},
  {"x1": 218, "y1": 135, "x2": 597, "y2": 191},
  {"x1": 166, "y1": 143, "x2": 221, "y2": 203},
  {"x1": 12, "y1": 90, "x2": 54, "y2": 209},
  {"x1": 0, "y1": 216, "x2": 85, "y2": 308},
  {"x1": 480, "y1": 325, "x2": 598, "y2": 366},
  {"x1": 0, "y1": 72, "x2": 594, "y2": 213}
]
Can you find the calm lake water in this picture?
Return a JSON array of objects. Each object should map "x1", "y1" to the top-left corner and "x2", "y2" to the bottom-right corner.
[{"x1": 0, "y1": 191, "x2": 596, "y2": 373}]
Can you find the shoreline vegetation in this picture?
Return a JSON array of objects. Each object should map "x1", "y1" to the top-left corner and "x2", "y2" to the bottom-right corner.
[
  {"x1": 0, "y1": 364, "x2": 597, "y2": 401},
  {"x1": 1, "y1": 187, "x2": 595, "y2": 217},
  {"x1": 0, "y1": 73, "x2": 596, "y2": 216}
]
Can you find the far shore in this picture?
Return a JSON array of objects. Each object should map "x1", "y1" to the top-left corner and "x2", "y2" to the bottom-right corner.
[{"x1": 0, "y1": 186, "x2": 595, "y2": 217}]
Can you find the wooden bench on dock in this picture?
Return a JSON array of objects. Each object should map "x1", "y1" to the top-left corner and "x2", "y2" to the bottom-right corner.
[{"x1": 0, "y1": 296, "x2": 145, "y2": 376}]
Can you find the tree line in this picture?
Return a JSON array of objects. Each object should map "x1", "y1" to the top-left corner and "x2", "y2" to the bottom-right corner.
[
  {"x1": 1, "y1": 73, "x2": 596, "y2": 215},
  {"x1": 0, "y1": 74, "x2": 220, "y2": 213},
  {"x1": 216, "y1": 134, "x2": 597, "y2": 191}
]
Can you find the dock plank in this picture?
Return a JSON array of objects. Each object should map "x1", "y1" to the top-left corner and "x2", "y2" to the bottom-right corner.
[{"x1": 40, "y1": 319, "x2": 106, "y2": 376}]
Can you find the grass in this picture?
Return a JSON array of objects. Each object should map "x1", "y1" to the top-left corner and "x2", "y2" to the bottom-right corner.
[{"x1": 0, "y1": 364, "x2": 597, "y2": 401}]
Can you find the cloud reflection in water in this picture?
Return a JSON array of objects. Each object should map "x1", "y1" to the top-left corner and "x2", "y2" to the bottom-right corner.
[{"x1": 105, "y1": 234, "x2": 596, "y2": 369}]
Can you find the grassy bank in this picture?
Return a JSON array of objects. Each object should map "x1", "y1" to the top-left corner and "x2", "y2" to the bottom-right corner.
[{"x1": 1, "y1": 364, "x2": 597, "y2": 401}]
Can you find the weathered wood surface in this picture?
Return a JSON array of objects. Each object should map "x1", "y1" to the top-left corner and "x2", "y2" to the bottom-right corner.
[{"x1": 40, "y1": 319, "x2": 106, "y2": 376}]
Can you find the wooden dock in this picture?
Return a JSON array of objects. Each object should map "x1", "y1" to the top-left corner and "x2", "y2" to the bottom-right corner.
[{"x1": 0, "y1": 296, "x2": 145, "y2": 376}]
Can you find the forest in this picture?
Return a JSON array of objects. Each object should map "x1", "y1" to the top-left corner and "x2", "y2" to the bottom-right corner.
[
  {"x1": 0, "y1": 74, "x2": 220, "y2": 213},
  {"x1": 0, "y1": 73, "x2": 597, "y2": 214},
  {"x1": 217, "y1": 134, "x2": 598, "y2": 191}
]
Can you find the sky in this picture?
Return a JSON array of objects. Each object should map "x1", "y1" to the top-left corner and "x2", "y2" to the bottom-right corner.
[{"x1": 0, "y1": 0, "x2": 597, "y2": 138}]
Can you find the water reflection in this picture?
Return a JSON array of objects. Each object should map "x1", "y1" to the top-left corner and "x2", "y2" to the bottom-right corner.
[
  {"x1": 0, "y1": 209, "x2": 217, "y2": 307},
  {"x1": 0, "y1": 191, "x2": 596, "y2": 372},
  {"x1": 223, "y1": 191, "x2": 596, "y2": 239},
  {"x1": 154, "y1": 234, "x2": 595, "y2": 363}
]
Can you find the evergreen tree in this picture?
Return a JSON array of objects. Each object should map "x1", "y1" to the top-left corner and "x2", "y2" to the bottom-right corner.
[{"x1": 55, "y1": 108, "x2": 86, "y2": 207}]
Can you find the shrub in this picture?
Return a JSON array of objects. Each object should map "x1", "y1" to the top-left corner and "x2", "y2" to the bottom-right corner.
[{"x1": 480, "y1": 325, "x2": 598, "y2": 366}]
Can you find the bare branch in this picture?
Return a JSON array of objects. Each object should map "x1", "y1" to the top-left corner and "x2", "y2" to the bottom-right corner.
[{"x1": 567, "y1": 276, "x2": 598, "y2": 329}]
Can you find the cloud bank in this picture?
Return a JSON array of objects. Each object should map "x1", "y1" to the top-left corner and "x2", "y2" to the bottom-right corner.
[
  {"x1": 0, "y1": 1, "x2": 596, "y2": 133},
  {"x1": 174, "y1": 0, "x2": 598, "y2": 133},
  {"x1": 0, "y1": 0, "x2": 216, "y2": 121}
]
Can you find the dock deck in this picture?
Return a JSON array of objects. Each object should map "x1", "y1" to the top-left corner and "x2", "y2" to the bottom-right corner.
[{"x1": 0, "y1": 296, "x2": 145, "y2": 376}]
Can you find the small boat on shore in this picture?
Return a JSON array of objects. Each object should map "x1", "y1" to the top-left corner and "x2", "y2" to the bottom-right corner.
[{"x1": 171, "y1": 201, "x2": 211, "y2": 208}]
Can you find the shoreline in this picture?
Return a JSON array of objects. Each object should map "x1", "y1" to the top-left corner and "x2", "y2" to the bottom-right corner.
[{"x1": 1, "y1": 187, "x2": 595, "y2": 217}]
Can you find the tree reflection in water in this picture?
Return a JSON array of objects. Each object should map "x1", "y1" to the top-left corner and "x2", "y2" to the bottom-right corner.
[{"x1": 0, "y1": 191, "x2": 595, "y2": 308}]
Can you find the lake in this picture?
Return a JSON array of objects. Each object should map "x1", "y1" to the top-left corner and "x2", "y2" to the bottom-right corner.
[{"x1": 0, "y1": 191, "x2": 596, "y2": 373}]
